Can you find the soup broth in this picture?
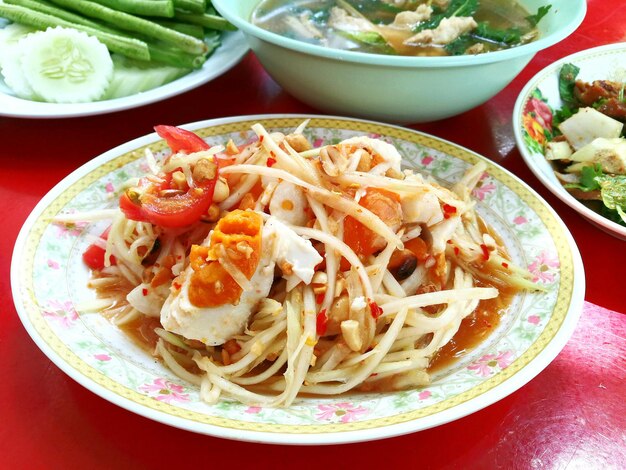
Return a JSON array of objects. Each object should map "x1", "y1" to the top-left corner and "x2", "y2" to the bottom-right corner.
[{"x1": 252, "y1": 0, "x2": 548, "y2": 57}]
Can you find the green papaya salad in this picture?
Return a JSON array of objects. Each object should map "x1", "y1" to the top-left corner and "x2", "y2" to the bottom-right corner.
[
  {"x1": 0, "y1": 0, "x2": 235, "y2": 103},
  {"x1": 537, "y1": 63, "x2": 626, "y2": 226}
]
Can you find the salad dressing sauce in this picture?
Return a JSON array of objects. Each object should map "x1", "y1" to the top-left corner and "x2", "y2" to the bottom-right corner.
[
  {"x1": 119, "y1": 286, "x2": 516, "y2": 378},
  {"x1": 428, "y1": 289, "x2": 515, "y2": 372}
]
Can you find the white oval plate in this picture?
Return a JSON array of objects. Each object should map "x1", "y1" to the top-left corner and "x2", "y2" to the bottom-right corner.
[
  {"x1": 11, "y1": 115, "x2": 584, "y2": 444},
  {"x1": 0, "y1": 29, "x2": 248, "y2": 119},
  {"x1": 513, "y1": 42, "x2": 626, "y2": 240}
]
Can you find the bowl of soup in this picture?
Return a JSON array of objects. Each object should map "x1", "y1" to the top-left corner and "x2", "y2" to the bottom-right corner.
[{"x1": 213, "y1": 0, "x2": 586, "y2": 123}]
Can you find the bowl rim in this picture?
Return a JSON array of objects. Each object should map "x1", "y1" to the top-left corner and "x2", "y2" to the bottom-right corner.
[
  {"x1": 213, "y1": 0, "x2": 586, "y2": 68},
  {"x1": 512, "y1": 41, "x2": 626, "y2": 240}
]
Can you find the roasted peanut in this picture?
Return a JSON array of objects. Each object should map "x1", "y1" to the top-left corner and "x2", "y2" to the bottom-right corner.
[
  {"x1": 324, "y1": 294, "x2": 350, "y2": 336},
  {"x1": 212, "y1": 177, "x2": 230, "y2": 203},
  {"x1": 285, "y1": 133, "x2": 312, "y2": 152}
]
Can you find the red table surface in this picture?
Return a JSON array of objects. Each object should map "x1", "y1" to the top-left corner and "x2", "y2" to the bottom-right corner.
[{"x1": 1, "y1": 1, "x2": 625, "y2": 468}]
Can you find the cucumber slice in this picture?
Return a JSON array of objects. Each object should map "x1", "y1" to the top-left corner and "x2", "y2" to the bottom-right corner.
[
  {"x1": 103, "y1": 54, "x2": 189, "y2": 99},
  {"x1": 0, "y1": 23, "x2": 40, "y2": 100},
  {"x1": 2, "y1": 48, "x2": 41, "y2": 100},
  {"x1": 0, "y1": 23, "x2": 37, "y2": 67},
  {"x1": 19, "y1": 27, "x2": 113, "y2": 103}
]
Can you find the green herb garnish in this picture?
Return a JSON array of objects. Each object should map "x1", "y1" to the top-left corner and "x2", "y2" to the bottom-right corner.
[
  {"x1": 526, "y1": 5, "x2": 552, "y2": 26},
  {"x1": 564, "y1": 164, "x2": 603, "y2": 192},
  {"x1": 558, "y1": 63, "x2": 581, "y2": 106},
  {"x1": 413, "y1": 0, "x2": 477, "y2": 32},
  {"x1": 474, "y1": 22, "x2": 522, "y2": 45}
]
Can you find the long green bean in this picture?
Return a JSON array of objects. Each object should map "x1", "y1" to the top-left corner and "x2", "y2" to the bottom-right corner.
[
  {"x1": 150, "y1": 19, "x2": 204, "y2": 39},
  {"x1": 172, "y1": 0, "x2": 205, "y2": 14},
  {"x1": 0, "y1": 3, "x2": 151, "y2": 60},
  {"x1": 4, "y1": 0, "x2": 107, "y2": 30},
  {"x1": 148, "y1": 44, "x2": 208, "y2": 69},
  {"x1": 92, "y1": 0, "x2": 174, "y2": 18},
  {"x1": 174, "y1": 11, "x2": 236, "y2": 31},
  {"x1": 48, "y1": 0, "x2": 207, "y2": 54},
  {"x1": 3, "y1": 0, "x2": 206, "y2": 68}
]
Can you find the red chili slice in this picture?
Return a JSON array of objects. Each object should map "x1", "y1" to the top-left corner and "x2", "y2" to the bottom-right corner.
[
  {"x1": 369, "y1": 300, "x2": 383, "y2": 320},
  {"x1": 316, "y1": 309, "x2": 328, "y2": 336}
]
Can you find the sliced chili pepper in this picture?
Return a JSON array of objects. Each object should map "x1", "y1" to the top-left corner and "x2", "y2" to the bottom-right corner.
[
  {"x1": 316, "y1": 309, "x2": 328, "y2": 336},
  {"x1": 442, "y1": 203, "x2": 457, "y2": 219},
  {"x1": 480, "y1": 244, "x2": 490, "y2": 261},
  {"x1": 369, "y1": 300, "x2": 383, "y2": 320}
]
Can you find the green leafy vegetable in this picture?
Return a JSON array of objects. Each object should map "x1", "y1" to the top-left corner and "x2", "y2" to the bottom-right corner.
[
  {"x1": 448, "y1": 0, "x2": 478, "y2": 18},
  {"x1": 338, "y1": 30, "x2": 395, "y2": 54},
  {"x1": 564, "y1": 168, "x2": 626, "y2": 225},
  {"x1": 598, "y1": 204, "x2": 626, "y2": 226},
  {"x1": 592, "y1": 98, "x2": 608, "y2": 110},
  {"x1": 558, "y1": 63, "x2": 580, "y2": 107},
  {"x1": 413, "y1": 13, "x2": 444, "y2": 32},
  {"x1": 579, "y1": 164, "x2": 603, "y2": 191},
  {"x1": 564, "y1": 164, "x2": 603, "y2": 192},
  {"x1": 597, "y1": 175, "x2": 626, "y2": 221},
  {"x1": 600, "y1": 205, "x2": 626, "y2": 225},
  {"x1": 526, "y1": 5, "x2": 552, "y2": 27},
  {"x1": 553, "y1": 104, "x2": 576, "y2": 128},
  {"x1": 351, "y1": 0, "x2": 403, "y2": 14},
  {"x1": 444, "y1": 34, "x2": 476, "y2": 55},
  {"x1": 474, "y1": 22, "x2": 522, "y2": 45},
  {"x1": 414, "y1": 0, "x2": 477, "y2": 32}
]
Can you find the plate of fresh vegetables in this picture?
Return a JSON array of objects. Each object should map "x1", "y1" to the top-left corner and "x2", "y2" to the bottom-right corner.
[
  {"x1": 0, "y1": 0, "x2": 248, "y2": 118},
  {"x1": 513, "y1": 42, "x2": 626, "y2": 240}
]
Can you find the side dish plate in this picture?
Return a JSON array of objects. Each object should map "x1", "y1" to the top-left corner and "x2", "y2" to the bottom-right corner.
[
  {"x1": 0, "y1": 30, "x2": 248, "y2": 119},
  {"x1": 513, "y1": 42, "x2": 626, "y2": 240},
  {"x1": 11, "y1": 115, "x2": 584, "y2": 444}
]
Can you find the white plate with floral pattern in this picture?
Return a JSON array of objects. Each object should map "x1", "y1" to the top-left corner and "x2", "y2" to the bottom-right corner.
[
  {"x1": 11, "y1": 115, "x2": 584, "y2": 444},
  {"x1": 0, "y1": 26, "x2": 248, "y2": 119},
  {"x1": 513, "y1": 42, "x2": 626, "y2": 240}
]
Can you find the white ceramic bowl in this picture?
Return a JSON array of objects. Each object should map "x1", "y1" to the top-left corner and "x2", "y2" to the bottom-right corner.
[
  {"x1": 513, "y1": 42, "x2": 626, "y2": 240},
  {"x1": 213, "y1": 0, "x2": 585, "y2": 123}
]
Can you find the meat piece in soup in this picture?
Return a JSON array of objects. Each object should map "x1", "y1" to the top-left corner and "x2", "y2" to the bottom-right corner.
[{"x1": 251, "y1": 0, "x2": 551, "y2": 57}]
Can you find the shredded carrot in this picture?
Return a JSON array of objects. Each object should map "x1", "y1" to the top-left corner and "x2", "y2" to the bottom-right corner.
[
  {"x1": 223, "y1": 339, "x2": 241, "y2": 355},
  {"x1": 404, "y1": 237, "x2": 429, "y2": 261},
  {"x1": 151, "y1": 267, "x2": 173, "y2": 287}
]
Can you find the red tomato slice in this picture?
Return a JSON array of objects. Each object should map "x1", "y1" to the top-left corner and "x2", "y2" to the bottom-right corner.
[
  {"x1": 138, "y1": 184, "x2": 217, "y2": 228},
  {"x1": 82, "y1": 228, "x2": 115, "y2": 270},
  {"x1": 120, "y1": 177, "x2": 218, "y2": 228},
  {"x1": 154, "y1": 125, "x2": 210, "y2": 154},
  {"x1": 119, "y1": 126, "x2": 219, "y2": 228},
  {"x1": 119, "y1": 192, "x2": 144, "y2": 221}
]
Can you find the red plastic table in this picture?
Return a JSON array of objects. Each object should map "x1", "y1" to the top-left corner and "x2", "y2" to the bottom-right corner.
[{"x1": 1, "y1": 1, "x2": 625, "y2": 467}]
